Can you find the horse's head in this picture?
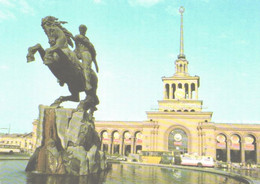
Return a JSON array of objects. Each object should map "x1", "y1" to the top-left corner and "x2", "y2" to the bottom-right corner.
[
  {"x1": 41, "y1": 16, "x2": 56, "y2": 32},
  {"x1": 41, "y1": 16, "x2": 57, "y2": 46},
  {"x1": 41, "y1": 16, "x2": 73, "y2": 48}
]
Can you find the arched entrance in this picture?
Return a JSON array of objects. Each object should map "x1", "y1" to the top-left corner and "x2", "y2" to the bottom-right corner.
[
  {"x1": 112, "y1": 131, "x2": 120, "y2": 154},
  {"x1": 101, "y1": 131, "x2": 109, "y2": 153},
  {"x1": 244, "y1": 135, "x2": 257, "y2": 164},
  {"x1": 168, "y1": 129, "x2": 188, "y2": 154},
  {"x1": 230, "y1": 134, "x2": 241, "y2": 163},
  {"x1": 216, "y1": 134, "x2": 227, "y2": 162},
  {"x1": 135, "y1": 132, "x2": 143, "y2": 154},
  {"x1": 123, "y1": 131, "x2": 131, "y2": 156}
]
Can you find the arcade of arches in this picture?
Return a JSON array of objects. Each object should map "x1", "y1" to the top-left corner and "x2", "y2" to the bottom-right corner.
[
  {"x1": 216, "y1": 133, "x2": 258, "y2": 163},
  {"x1": 95, "y1": 121, "x2": 260, "y2": 164},
  {"x1": 99, "y1": 130, "x2": 143, "y2": 155}
]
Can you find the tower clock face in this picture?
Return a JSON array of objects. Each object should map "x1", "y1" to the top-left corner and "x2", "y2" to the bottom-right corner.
[
  {"x1": 174, "y1": 133, "x2": 182, "y2": 141},
  {"x1": 175, "y1": 88, "x2": 185, "y2": 99}
]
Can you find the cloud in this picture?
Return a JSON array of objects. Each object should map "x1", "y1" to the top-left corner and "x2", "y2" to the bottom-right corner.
[
  {"x1": 93, "y1": 0, "x2": 102, "y2": 3},
  {"x1": 19, "y1": 0, "x2": 34, "y2": 14},
  {"x1": 235, "y1": 39, "x2": 248, "y2": 46},
  {"x1": 0, "y1": 0, "x2": 15, "y2": 7},
  {"x1": 128, "y1": 0, "x2": 164, "y2": 7},
  {"x1": 0, "y1": 65, "x2": 9, "y2": 70},
  {"x1": 218, "y1": 33, "x2": 228, "y2": 39},
  {"x1": 0, "y1": 0, "x2": 34, "y2": 21},
  {"x1": 0, "y1": 10, "x2": 15, "y2": 20},
  {"x1": 93, "y1": 0, "x2": 107, "y2": 5}
]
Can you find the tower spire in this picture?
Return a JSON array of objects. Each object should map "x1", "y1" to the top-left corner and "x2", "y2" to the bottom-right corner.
[{"x1": 178, "y1": 6, "x2": 185, "y2": 59}]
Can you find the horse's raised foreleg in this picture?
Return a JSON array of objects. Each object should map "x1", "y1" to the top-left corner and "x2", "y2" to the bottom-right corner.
[
  {"x1": 27, "y1": 44, "x2": 46, "y2": 63},
  {"x1": 50, "y1": 92, "x2": 80, "y2": 108}
]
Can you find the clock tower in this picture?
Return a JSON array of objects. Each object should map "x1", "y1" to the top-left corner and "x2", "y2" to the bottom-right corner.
[
  {"x1": 159, "y1": 7, "x2": 202, "y2": 112},
  {"x1": 145, "y1": 7, "x2": 213, "y2": 154}
]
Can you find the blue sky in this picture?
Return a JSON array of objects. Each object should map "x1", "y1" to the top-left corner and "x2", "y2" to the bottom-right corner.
[{"x1": 0, "y1": 0, "x2": 260, "y2": 133}]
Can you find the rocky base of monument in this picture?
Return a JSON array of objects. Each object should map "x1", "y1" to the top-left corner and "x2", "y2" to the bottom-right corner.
[{"x1": 26, "y1": 105, "x2": 107, "y2": 175}]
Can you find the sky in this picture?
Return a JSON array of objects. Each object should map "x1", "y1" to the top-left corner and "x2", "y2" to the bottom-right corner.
[{"x1": 0, "y1": 0, "x2": 260, "y2": 133}]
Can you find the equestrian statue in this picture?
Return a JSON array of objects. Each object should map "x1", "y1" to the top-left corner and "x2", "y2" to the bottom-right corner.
[{"x1": 26, "y1": 16, "x2": 99, "y2": 116}]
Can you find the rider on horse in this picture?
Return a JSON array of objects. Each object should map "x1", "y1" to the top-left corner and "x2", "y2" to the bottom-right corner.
[
  {"x1": 28, "y1": 16, "x2": 99, "y2": 114},
  {"x1": 73, "y1": 24, "x2": 99, "y2": 91}
]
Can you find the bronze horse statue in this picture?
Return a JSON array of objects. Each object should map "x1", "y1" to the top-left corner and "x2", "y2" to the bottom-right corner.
[{"x1": 27, "y1": 16, "x2": 99, "y2": 115}]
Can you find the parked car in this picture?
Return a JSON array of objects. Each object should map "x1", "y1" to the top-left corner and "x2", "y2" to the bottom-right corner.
[
  {"x1": 181, "y1": 155, "x2": 215, "y2": 167},
  {"x1": 116, "y1": 156, "x2": 127, "y2": 161}
]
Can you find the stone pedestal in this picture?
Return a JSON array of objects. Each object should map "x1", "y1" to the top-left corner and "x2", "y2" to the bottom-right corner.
[{"x1": 26, "y1": 105, "x2": 107, "y2": 175}]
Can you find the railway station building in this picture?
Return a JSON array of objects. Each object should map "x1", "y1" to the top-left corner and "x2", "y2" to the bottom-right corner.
[{"x1": 94, "y1": 8, "x2": 260, "y2": 164}]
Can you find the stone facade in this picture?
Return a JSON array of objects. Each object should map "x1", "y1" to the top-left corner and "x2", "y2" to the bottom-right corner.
[
  {"x1": 0, "y1": 132, "x2": 34, "y2": 153},
  {"x1": 95, "y1": 114, "x2": 260, "y2": 164}
]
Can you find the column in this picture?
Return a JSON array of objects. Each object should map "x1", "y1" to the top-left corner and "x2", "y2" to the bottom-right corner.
[
  {"x1": 108, "y1": 133, "x2": 112, "y2": 154},
  {"x1": 149, "y1": 131, "x2": 153, "y2": 151},
  {"x1": 119, "y1": 137, "x2": 123, "y2": 155},
  {"x1": 198, "y1": 132, "x2": 201, "y2": 156},
  {"x1": 131, "y1": 137, "x2": 136, "y2": 154},
  {"x1": 133, "y1": 139, "x2": 136, "y2": 153},
  {"x1": 153, "y1": 130, "x2": 156, "y2": 151},
  {"x1": 122, "y1": 138, "x2": 125, "y2": 156},
  {"x1": 257, "y1": 140, "x2": 260, "y2": 164},
  {"x1": 110, "y1": 141, "x2": 114, "y2": 154},
  {"x1": 173, "y1": 83, "x2": 176, "y2": 99},
  {"x1": 214, "y1": 140, "x2": 218, "y2": 160},
  {"x1": 203, "y1": 132, "x2": 206, "y2": 155},
  {"x1": 187, "y1": 83, "x2": 190, "y2": 99},
  {"x1": 169, "y1": 84, "x2": 173, "y2": 99},
  {"x1": 155, "y1": 125, "x2": 159, "y2": 150},
  {"x1": 185, "y1": 64, "x2": 188, "y2": 73},
  {"x1": 164, "y1": 85, "x2": 167, "y2": 99},
  {"x1": 189, "y1": 83, "x2": 192, "y2": 99},
  {"x1": 195, "y1": 84, "x2": 198, "y2": 99},
  {"x1": 200, "y1": 132, "x2": 204, "y2": 155},
  {"x1": 241, "y1": 138, "x2": 245, "y2": 163},
  {"x1": 227, "y1": 139, "x2": 231, "y2": 162}
]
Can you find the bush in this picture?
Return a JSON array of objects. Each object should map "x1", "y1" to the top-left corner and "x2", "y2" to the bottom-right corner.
[
  {"x1": 132, "y1": 159, "x2": 138, "y2": 162},
  {"x1": 174, "y1": 156, "x2": 181, "y2": 165},
  {"x1": 246, "y1": 159, "x2": 255, "y2": 166},
  {"x1": 160, "y1": 155, "x2": 173, "y2": 165}
]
